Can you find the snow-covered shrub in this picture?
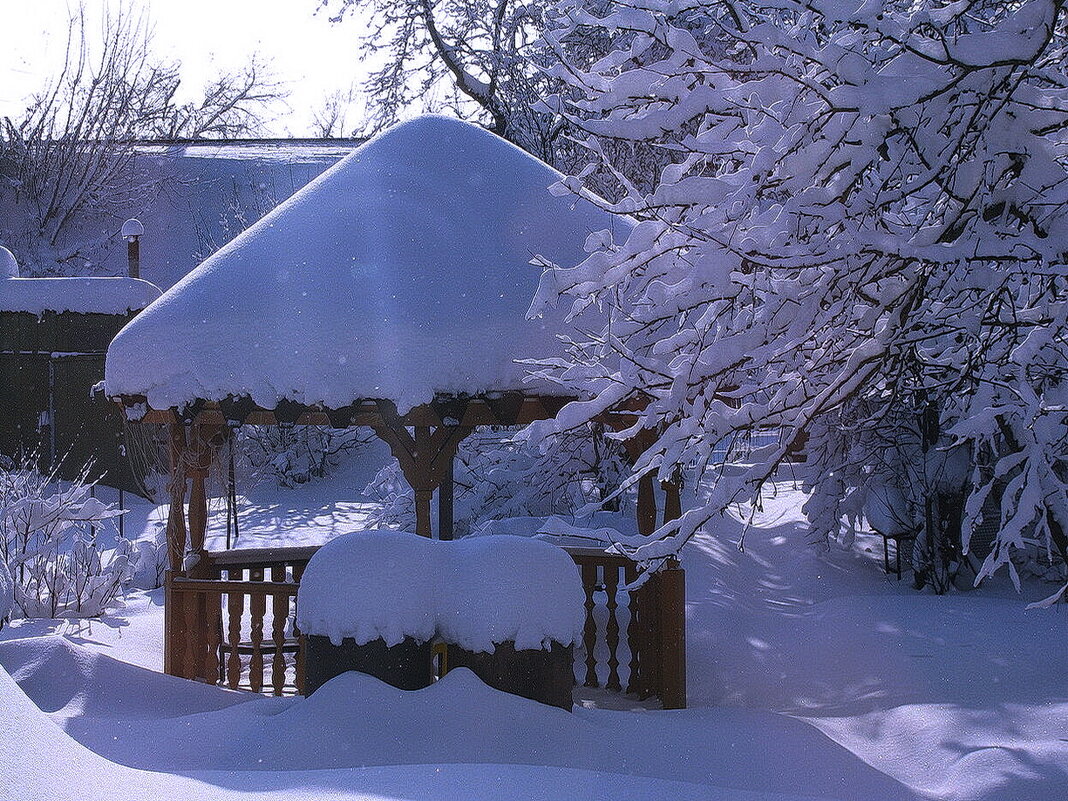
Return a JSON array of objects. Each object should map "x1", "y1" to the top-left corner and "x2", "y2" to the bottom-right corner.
[
  {"x1": 364, "y1": 425, "x2": 630, "y2": 534},
  {"x1": 0, "y1": 461, "x2": 132, "y2": 619},
  {"x1": 241, "y1": 425, "x2": 372, "y2": 488},
  {"x1": 803, "y1": 404, "x2": 976, "y2": 592},
  {"x1": 129, "y1": 533, "x2": 167, "y2": 591}
]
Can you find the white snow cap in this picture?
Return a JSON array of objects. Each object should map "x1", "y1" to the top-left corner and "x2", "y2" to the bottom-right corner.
[
  {"x1": 0, "y1": 277, "x2": 162, "y2": 315},
  {"x1": 0, "y1": 246, "x2": 18, "y2": 279},
  {"x1": 121, "y1": 218, "x2": 145, "y2": 239},
  {"x1": 104, "y1": 115, "x2": 627, "y2": 413},
  {"x1": 296, "y1": 531, "x2": 585, "y2": 653}
]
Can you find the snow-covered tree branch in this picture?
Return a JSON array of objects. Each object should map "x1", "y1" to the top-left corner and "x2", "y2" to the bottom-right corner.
[{"x1": 531, "y1": 0, "x2": 1068, "y2": 593}]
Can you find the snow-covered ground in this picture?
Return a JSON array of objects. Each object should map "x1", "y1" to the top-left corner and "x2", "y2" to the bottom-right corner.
[{"x1": 3, "y1": 475, "x2": 1068, "y2": 801}]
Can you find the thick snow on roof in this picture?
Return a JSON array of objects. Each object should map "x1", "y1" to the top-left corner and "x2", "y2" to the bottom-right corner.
[
  {"x1": 296, "y1": 531, "x2": 584, "y2": 652},
  {"x1": 0, "y1": 277, "x2": 162, "y2": 315},
  {"x1": 105, "y1": 115, "x2": 625, "y2": 413}
]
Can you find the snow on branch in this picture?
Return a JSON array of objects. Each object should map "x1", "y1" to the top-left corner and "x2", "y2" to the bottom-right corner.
[{"x1": 535, "y1": 0, "x2": 1068, "y2": 590}]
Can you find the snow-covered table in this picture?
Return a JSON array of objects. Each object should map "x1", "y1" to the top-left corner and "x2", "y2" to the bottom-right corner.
[{"x1": 296, "y1": 531, "x2": 584, "y2": 706}]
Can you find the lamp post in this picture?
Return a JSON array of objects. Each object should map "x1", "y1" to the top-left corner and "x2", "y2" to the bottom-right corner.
[{"x1": 121, "y1": 218, "x2": 144, "y2": 279}]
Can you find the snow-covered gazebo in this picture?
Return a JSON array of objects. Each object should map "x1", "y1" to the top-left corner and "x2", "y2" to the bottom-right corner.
[
  {"x1": 107, "y1": 115, "x2": 626, "y2": 542},
  {"x1": 104, "y1": 115, "x2": 685, "y2": 708}
]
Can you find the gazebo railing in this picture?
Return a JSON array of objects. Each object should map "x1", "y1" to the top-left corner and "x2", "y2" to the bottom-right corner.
[{"x1": 164, "y1": 544, "x2": 686, "y2": 708}]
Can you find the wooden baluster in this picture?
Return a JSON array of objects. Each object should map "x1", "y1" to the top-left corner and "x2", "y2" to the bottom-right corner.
[
  {"x1": 625, "y1": 562, "x2": 641, "y2": 695},
  {"x1": 581, "y1": 563, "x2": 599, "y2": 688},
  {"x1": 227, "y1": 586, "x2": 244, "y2": 690},
  {"x1": 604, "y1": 565, "x2": 622, "y2": 692},
  {"x1": 292, "y1": 562, "x2": 306, "y2": 694},
  {"x1": 204, "y1": 590, "x2": 222, "y2": 685},
  {"x1": 271, "y1": 565, "x2": 287, "y2": 696},
  {"x1": 640, "y1": 574, "x2": 661, "y2": 700},
  {"x1": 248, "y1": 568, "x2": 266, "y2": 693},
  {"x1": 183, "y1": 587, "x2": 201, "y2": 680}
]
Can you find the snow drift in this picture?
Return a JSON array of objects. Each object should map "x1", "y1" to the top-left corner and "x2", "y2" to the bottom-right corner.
[{"x1": 105, "y1": 115, "x2": 627, "y2": 413}]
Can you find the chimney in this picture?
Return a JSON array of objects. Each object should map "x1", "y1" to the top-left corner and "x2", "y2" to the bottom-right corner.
[{"x1": 121, "y1": 218, "x2": 144, "y2": 279}]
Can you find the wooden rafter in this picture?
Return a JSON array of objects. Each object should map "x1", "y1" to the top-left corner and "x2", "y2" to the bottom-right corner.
[{"x1": 370, "y1": 401, "x2": 473, "y2": 538}]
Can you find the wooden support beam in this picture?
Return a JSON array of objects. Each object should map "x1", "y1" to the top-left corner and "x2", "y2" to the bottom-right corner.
[
  {"x1": 186, "y1": 424, "x2": 218, "y2": 576},
  {"x1": 637, "y1": 474, "x2": 658, "y2": 536},
  {"x1": 163, "y1": 569, "x2": 180, "y2": 675},
  {"x1": 622, "y1": 429, "x2": 659, "y2": 536},
  {"x1": 657, "y1": 565, "x2": 687, "y2": 709},
  {"x1": 165, "y1": 423, "x2": 188, "y2": 573},
  {"x1": 438, "y1": 454, "x2": 455, "y2": 541},
  {"x1": 370, "y1": 404, "x2": 472, "y2": 538},
  {"x1": 414, "y1": 489, "x2": 434, "y2": 538}
]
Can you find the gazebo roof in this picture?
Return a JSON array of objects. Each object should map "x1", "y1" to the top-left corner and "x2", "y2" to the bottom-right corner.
[{"x1": 105, "y1": 115, "x2": 627, "y2": 416}]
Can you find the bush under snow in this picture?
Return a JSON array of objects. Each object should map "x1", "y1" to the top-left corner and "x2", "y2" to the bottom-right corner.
[{"x1": 0, "y1": 463, "x2": 133, "y2": 619}]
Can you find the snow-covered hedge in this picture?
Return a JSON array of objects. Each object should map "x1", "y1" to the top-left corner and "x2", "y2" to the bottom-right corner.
[{"x1": 296, "y1": 531, "x2": 584, "y2": 652}]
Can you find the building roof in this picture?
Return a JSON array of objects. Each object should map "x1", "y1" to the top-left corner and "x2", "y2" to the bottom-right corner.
[{"x1": 0, "y1": 277, "x2": 162, "y2": 315}]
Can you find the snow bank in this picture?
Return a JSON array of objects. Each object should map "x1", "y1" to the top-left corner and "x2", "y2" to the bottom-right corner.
[
  {"x1": 0, "y1": 635, "x2": 911, "y2": 801},
  {"x1": 0, "y1": 277, "x2": 162, "y2": 315},
  {"x1": 105, "y1": 115, "x2": 628, "y2": 413},
  {"x1": 296, "y1": 531, "x2": 584, "y2": 652}
]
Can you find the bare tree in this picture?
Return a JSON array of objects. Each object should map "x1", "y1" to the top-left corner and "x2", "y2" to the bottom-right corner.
[
  {"x1": 319, "y1": 0, "x2": 564, "y2": 162},
  {"x1": 311, "y1": 85, "x2": 359, "y2": 138},
  {"x1": 0, "y1": 3, "x2": 284, "y2": 273}
]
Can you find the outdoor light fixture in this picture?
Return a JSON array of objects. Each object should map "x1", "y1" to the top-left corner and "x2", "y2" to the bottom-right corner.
[{"x1": 121, "y1": 218, "x2": 144, "y2": 279}]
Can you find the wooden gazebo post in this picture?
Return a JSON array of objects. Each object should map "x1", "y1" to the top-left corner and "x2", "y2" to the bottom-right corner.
[
  {"x1": 370, "y1": 406, "x2": 473, "y2": 538},
  {"x1": 163, "y1": 417, "x2": 224, "y2": 679},
  {"x1": 163, "y1": 422, "x2": 187, "y2": 676},
  {"x1": 164, "y1": 422, "x2": 188, "y2": 573},
  {"x1": 612, "y1": 407, "x2": 687, "y2": 710}
]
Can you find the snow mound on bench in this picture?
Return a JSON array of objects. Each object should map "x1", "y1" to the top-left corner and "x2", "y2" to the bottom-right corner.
[
  {"x1": 296, "y1": 531, "x2": 584, "y2": 652},
  {"x1": 105, "y1": 115, "x2": 627, "y2": 414}
]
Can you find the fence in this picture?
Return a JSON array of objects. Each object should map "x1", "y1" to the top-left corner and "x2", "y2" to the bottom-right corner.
[
  {"x1": 0, "y1": 309, "x2": 139, "y2": 490},
  {"x1": 165, "y1": 543, "x2": 686, "y2": 708}
]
